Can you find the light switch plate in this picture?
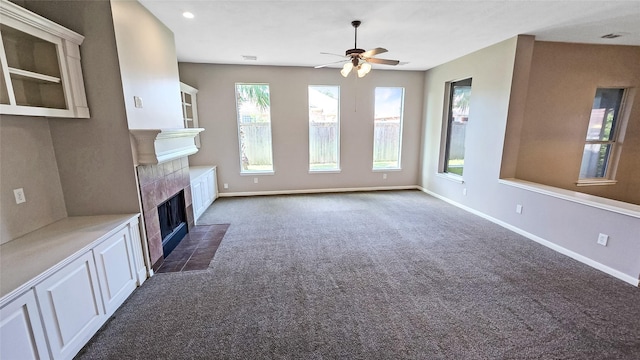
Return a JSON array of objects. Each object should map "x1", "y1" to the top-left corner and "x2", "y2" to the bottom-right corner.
[{"x1": 134, "y1": 96, "x2": 143, "y2": 108}]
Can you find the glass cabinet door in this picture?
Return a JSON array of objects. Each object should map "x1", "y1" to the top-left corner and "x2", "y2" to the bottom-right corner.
[
  {"x1": 1, "y1": 24, "x2": 66, "y2": 109},
  {"x1": 0, "y1": 0, "x2": 89, "y2": 118},
  {"x1": 180, "y1": 82, "x2": 201, "y2": 147},
  {"x1": 0, "y1": 65, "x2": 9, "y2": 105}
]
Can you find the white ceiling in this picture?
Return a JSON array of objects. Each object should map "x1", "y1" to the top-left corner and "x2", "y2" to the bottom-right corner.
[{"x1": 139, "y1": 0, "x2": 640, "y2": 71}]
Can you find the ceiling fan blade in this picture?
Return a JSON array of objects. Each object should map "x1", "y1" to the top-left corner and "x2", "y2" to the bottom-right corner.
[
  {"x1": 366, "y1": 57, "x2": 400, "y2": 66},
  {"x1": 320, "y1": 52, "x2": 347, "y2": 58},
  {"x1": 314, "y1": 59, "x2": 348, "y2": 69},
  {"x1": 361, "y1": 47, "x2": 387, "y2": 58}
]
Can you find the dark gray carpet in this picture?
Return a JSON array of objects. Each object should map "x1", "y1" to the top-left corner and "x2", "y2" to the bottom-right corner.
[{"x1": 76, "y1": 190, "x2": 640, "y2": 359}]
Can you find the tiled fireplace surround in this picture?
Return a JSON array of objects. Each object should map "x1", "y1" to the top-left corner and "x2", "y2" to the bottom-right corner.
[{"x1": 137, "y1": 156, "x2": 194, "y2": 271}]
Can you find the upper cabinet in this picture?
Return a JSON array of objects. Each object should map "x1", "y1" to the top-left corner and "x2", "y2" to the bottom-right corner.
[
  {"x1": 0, "y1": 0, "x2": 89, "y2": 118},
  {"x1": 180, "y1": 82, "x2": 200, "y2": 147}
]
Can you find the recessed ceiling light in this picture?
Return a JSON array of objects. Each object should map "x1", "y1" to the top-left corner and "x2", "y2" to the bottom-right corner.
[
  {"x1": 601, "y1": 33, "x2": 622, "y2": 39},
  {"x1": 182, "y1": 11, "x2": 194, "y2": 19},
  {"x1": 242, "y1": 55, "x2": 258, "y2": 61}
]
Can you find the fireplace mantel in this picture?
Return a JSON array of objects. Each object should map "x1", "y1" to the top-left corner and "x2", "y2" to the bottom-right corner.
[{"x1": 130, "y1": 128, "x2": 204, "y2": 165}]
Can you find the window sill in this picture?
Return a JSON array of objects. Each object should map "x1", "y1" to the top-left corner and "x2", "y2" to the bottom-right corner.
[
  {"x1": 240, "y1": 171, "x2": 274, "y2": 176},
  {"x1": 436, "y1": 172, "x2": 464, "y2": 184},
  {"x1": 309, "y1": 169, "x2": 341, "y2": 174},
  {"x1": 575, "y1": 179, "x2": 618, "y2": 187},
  {"x1": 499, "y1": 178, "x2": 639, "y2": 219},
  {"x1": 373, "y1": 168, "x2": 402, "y2": 172}
]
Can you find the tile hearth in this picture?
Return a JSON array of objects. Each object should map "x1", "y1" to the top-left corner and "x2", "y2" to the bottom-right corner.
[{"x1": 156, "y1": 224, "x2": 229, "y2": 273}]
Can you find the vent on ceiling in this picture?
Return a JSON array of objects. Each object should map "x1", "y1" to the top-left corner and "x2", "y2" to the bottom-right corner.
[{"x1": 242, "y1": 55, "x2": 258, "y2": 61}]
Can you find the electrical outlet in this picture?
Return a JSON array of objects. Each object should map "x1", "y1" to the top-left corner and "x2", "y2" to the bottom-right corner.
[
  {"x1": 462, "y1": 188, "x2": 467, "y2": 196},
  {"x1": 223, "y1": 183, "x2": 229, "y2": 189},
  {"x1": 253, "y1": 178, "x2": 258, "y2": 184},
  {"x1": 13, "y1": 188, "x2": 26, "y2": 204},
  {"x1": 516, "y1": 204, "x2": 523, "y2": 214},
  {"x1": 597, "y1": 233, "x2": 609, "y2": 246},
  {"x1": 382, "y1": 173, "x2": 387, "y2": 180}
]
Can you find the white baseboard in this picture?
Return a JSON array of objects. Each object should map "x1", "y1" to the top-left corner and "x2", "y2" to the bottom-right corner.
[
  {"x1": 418, "y1": 187, "x2": 639, "y2": 287},
  {"x1": 219, "y1": 185, "x2": 420, "y2": 198}
]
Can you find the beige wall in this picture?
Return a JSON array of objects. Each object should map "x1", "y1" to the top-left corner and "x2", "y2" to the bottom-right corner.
[
  {"x1": 421, "y1": 38, "x2": 518, "y2": 207},
  {"x1": 1, "y1": 0, "x2": 186, "y2": 245},
  {"x1": 111, "y1": 0, "x2": 184, "y2": 130},
  {"x1": 1, "y1": 0, "x2": 140, "y2": 242},
  {"x1": 21, "y1": 0, "x2": 141, "y2": 217},
  {"x1": 0, "y1": 117, "x2": 67, "y2": 243},
  {"x1": 421, "y1": 37, "x2": 640, "y2": 283},
  {"x1": 179, "y1": 64, "x2": 424, "y2": 194},
  {"x1": 513, "y1": 42, "x2": 640, "y2": 205}
]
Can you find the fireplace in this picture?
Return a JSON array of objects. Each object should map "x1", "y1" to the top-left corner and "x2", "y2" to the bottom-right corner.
[
  {"x1": 131, "y1": 128, "x2": 203, "y2": 269},
  {"x1": 137, "y1": 157, "x2": 195, "y2": 271},
  {"x1": 158, "y1": 190, "x2": 188, "y2": 257}
]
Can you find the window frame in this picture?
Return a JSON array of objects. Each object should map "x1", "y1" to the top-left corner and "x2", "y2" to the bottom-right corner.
[
  {"x1": 234, "y1": 83, "x2": 274, "y2": 175},
  {"x1": 372, "y1": 87, "x2": 405, "y2": 171},
  {"x1": 576, "y1": 87, "x2": 632, "y2": 186},
  {"x1": 308, "y1": 85, "x2": 341, "y2": 173},
  {"x1": 439, "y1": 77, "x2": 472, "y2": 179}
]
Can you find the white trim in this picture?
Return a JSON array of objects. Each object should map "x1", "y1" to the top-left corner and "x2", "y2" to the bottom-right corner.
[
  {"x1": 436, "y1": 172, "x2": 465, "y2": 184},
  {"x1": 219, "y1": 185, "x2": 419, "y2": 198},
  {"x1": 308, "y1": 169, "x2": 341, "y2": 174},
  {"x1": 372, "y1": 167, "x2": 402, "y2": 172},
  {"x1": 240, "y1": 171, "x2": 274, "y2": 176},
  {"x1": 130, "y1": 128, "x2": 204, "y2": 165},
  {"x1": 576, "y1": 179, "x2": 617, "y2": 187},
  {"x1": 499, "y1": 178, "x2": 640, "y2": 219},
  {"x1": 418, "y1": 186, "x2": 639, "y2": 287}
]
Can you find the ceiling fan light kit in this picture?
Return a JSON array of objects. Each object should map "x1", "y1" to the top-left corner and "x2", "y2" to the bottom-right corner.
[{"x1": 317, "y1": 20, "x2": 400, "y2": 78}]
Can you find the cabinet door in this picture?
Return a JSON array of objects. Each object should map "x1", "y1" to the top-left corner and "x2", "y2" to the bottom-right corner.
[
  {"x1": 127, "y1": 219, "x2": 148, "y2": 286},
  {"x1": 35, "y1": 252, "x2": 105, "y2": 360},
  {"x1": 201, "y1": 173, "x2": 211, "y2": 206},
  {"x1": 93, "y1": 227, "x2": 137, "y2": 317},
  {"x1": 192, "y1": 180, "x2": 204, "y2": 221},
  {"x1": 180, "y1": 82, "x2": 200, "y2": 147},
  {"x1": 0, "y1": 290, "x2": 50, "y2": 360}
]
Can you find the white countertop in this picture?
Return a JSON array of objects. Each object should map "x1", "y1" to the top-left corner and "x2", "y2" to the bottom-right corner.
[
  {"x1": 189, "y1": 165, "x2": 216, "y2": 181},
  {"x1": 1, "y1": 214, "x2": 139, "y2": 301}
]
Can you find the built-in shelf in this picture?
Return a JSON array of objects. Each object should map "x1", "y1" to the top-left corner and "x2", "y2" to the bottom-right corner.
[
  {"x1": 0, "y1": 0, "x2": 89, "y2": 118},
  {"x1": 8, "y1": 67, "x2": 61, "y2": 83}
]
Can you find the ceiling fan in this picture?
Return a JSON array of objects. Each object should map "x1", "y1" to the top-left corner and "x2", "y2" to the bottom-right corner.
[{"x1": 315, "y1": 20, "x2": 400, "y2": 78}]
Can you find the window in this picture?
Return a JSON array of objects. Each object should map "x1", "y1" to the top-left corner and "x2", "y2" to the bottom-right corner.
[
  {"x1": 235, "y1": 83, "x2": 273, "y2": 173},
  {"x1": 442, "y1": 78, "x2": 472, "y2": 176},
  {"x1": 308, "y1": 85, "x2": 340, "y2": 171},
  {"x1": 578, "y1": 88, "x2": 626, "y2": 183},
  {"x1": 373, "y1": 87, "x2": 404, "y2": 170}
]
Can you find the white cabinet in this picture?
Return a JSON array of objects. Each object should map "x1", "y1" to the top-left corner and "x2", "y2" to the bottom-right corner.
[
  {"x1": 180, "y1": 82, "x2": 200, "y2": 147},
  {"x1": 35, "y1": 252, "x2": 105, "y2": 360},
  {"x1": 0, "y1": 0, "x2": 89, "y2": 118},
  {"x1": 0, "y1": 214, "x2": 145, "y2": 360},
  {"x1": 190, "y1": 166, "x2": 218, "y2": 224},
  {"x1": 92, "y1": 226, "x2": 137, "y2": 317},
  {"x1": 0, "y1": 290, "x2": 50, "y2": 360},
  {"x1": 128, "y1": 219, "x2": 148, "y2": 286}
]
